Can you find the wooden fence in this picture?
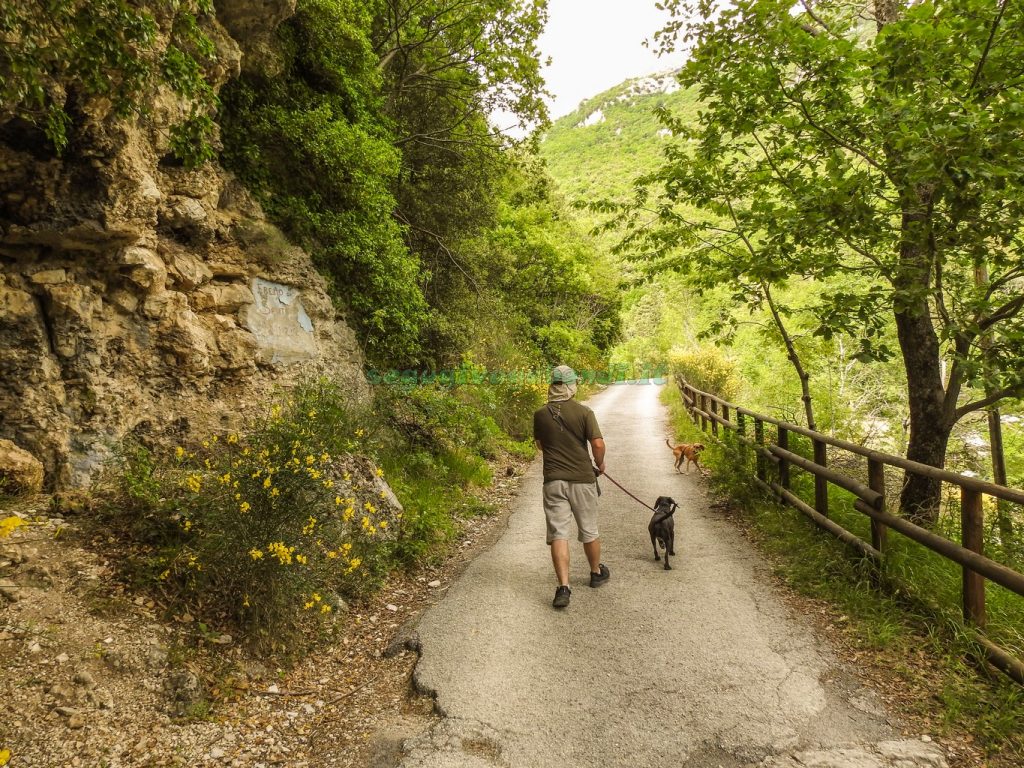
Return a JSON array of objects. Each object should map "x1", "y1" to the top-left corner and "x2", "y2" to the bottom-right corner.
[{"x1": 676, "y1": 376, "x2": 1024, "y2": 685}]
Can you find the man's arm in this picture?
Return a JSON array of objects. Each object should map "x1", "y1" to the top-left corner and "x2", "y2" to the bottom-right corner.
[{"x1": 590, "y1": 437, "x2": 606, "y2": 475}]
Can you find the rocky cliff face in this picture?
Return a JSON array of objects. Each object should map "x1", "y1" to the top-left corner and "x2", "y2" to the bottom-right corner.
[{"x1": 0, "y1": 0, "x2": 370, "y2": 488}]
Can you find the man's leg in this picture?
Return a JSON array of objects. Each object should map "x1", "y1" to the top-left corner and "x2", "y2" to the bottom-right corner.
[
  {"x1": 550, "y1": 539, "x2": 570, "y2": 585},
  {"x1": 583, "y1": 538, "x2": 601, "y2": 573}
]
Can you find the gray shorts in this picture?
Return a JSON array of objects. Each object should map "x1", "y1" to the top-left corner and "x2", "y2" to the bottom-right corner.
[{"x1": 543, "y1": 480, "x2": 599, "y2": 544}]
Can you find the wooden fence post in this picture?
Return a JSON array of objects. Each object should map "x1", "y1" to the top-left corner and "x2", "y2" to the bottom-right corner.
[
  {"x1": 778, "y1": 426, "x2": 790, "y2": 490},
  {"x1": 737, "y1": 411, "x2": 745, "y2": 437},
  {"x1": 961, "y1": 486, "x2": 987, "y2": 627},
  {"x1": 709, "y1": 400, "x2": 719, "y2": 437},
  {"x1": 755, "y1": 418, "x2": 766, "y2": 482},
  {"x1": 813, "y1": 438, "x2": 828, "y2": 517},
  {"x1": 699, "y1": 394, "x2": 708, "y2": 433},
  {"x1": 722, "y1": 403, "x2": 730, "y2": 431},
  {"x1": 868, "y1": 458, "x2": 887, "y2": 554}
]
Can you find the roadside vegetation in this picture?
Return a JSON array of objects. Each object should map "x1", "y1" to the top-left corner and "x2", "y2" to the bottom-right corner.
[
  {"x1": 663, "y1": 385, "x2": 1024, "y2": 765},
  {"x1": 87, "y1": 376, "x2": 538, "y2": 655}
]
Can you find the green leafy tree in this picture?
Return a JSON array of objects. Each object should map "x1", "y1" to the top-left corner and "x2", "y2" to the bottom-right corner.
[
  {"x1": 644, "y1": 0, "x2": 1024, "y2": 524},
  {"x1": 220, "y1": 0, "x2": 427, "y2": 364}
]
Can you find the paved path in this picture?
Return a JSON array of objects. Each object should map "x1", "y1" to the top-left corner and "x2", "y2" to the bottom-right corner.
[{"x1": 400, "y1": 383, "x2": 946, "y2": 768}]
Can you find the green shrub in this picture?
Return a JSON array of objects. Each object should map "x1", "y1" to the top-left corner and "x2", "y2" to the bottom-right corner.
[
  {"x1": 668, "y1": 346, "x2": 740, "y2": 400},
  {"x1": 93, "y1": 381, "x2": 397, "y2": 648}
]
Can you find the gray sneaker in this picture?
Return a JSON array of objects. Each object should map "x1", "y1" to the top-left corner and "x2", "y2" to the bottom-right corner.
[{"x1": 552, "y1": 585, "x2": 571, "y2": 608}]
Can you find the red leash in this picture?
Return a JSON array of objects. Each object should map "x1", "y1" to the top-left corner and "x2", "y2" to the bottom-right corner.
[{"x1": 598, "y1": 469, "x2": 657, "y2": 513}]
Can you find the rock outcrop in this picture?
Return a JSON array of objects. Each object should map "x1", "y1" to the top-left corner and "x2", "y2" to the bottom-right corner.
[
  {"x1": 0, "y1": 3, "x2": 369, "y2": 488},
  {"x1": 0, "y1": 438, "x2": 45, "y2": 494}
]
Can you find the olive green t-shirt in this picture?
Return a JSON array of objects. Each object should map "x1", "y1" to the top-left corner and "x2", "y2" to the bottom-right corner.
[{"x1": 533, "y1": 399, "x2": 602, "y2": 483}]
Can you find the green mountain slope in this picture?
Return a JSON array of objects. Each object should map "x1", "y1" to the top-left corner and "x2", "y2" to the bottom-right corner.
[{"x1": 541, "y1": 71, "x2": 698, "y2": 204}]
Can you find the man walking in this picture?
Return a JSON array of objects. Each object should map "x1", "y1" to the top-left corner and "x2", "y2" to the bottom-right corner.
[{"x1": 533, "y1": 365, "x2": 609, "y2": 609}]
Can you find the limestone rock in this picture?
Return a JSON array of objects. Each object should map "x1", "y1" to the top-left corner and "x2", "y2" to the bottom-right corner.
[
  {"x1": 118, "y1": 246, "x2": 167, "y2": 293},
  {"x1": 165, "y1": 249, "x2": 213, "y2": 291},
  {"x1": 0, "y1": 0, "x2": 370, "y2": 488},
  {"x1": 192, "y1": 282, "x2": 254, "y2": 313},
  {"x1": 0, "y1": 439, "x2": 44, "y2": 494}
]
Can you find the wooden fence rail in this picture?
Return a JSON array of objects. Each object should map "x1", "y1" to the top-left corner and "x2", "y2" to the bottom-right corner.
[{"x1": 675, "y1": 375, "x2": 1024, "y2": 685}]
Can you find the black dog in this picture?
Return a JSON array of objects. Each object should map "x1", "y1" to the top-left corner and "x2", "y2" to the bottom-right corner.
[{"x1": 648, "y1": 496, "x2": 678, "y2": 570}]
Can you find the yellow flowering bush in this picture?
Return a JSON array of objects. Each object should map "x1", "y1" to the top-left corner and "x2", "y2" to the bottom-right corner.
[{"x1": 92, "y1": 380, "x2": 402, "y2": 645}]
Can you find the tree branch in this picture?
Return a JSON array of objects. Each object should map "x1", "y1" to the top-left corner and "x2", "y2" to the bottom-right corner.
[
  {"x1": 968, "y1": 0, "x2": 1009, "y2": 94},
  {"x1": 956, "y1": 383, "x2": 1024, "y2": 421}
]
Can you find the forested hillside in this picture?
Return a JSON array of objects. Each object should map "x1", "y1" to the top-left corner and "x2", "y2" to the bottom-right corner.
[{"x1": 216, "y1": 0, "x2": 620, "y2": 372}]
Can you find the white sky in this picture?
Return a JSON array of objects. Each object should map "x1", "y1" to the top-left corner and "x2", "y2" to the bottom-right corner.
[{"x1": 539, "y1": 0, "x2": 686, "y2": 119}]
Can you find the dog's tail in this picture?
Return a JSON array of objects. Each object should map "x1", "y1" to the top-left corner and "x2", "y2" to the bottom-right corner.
[{"x1": 665, "y1": 438, "x2": 674, "y2": 450}]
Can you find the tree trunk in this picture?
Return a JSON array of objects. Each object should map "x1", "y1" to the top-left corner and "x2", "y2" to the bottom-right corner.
[
  {"x1": 893, "y1": 197, "x2": 950, "y2": 526},
  {"x1": 986, "y1": 406, "x2": 1016, "y2": 548},
  {"x1": 764, "y1": 283, "x2": 817, "y2": 431}
]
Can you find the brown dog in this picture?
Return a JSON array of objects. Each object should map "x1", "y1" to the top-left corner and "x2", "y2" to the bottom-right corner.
[{"x1": 666, "y1": 439, "x2": 705, "y2": 473}]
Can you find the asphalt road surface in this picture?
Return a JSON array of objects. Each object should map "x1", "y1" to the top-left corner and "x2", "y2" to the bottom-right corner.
[{"x1": 400, "y1": 383, "x2": 947, "y2": 768}]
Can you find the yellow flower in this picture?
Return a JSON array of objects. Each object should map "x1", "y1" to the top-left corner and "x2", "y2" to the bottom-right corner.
[
  {"x1": 342, "y1": 542, "x2": 352, "y2": 554},
  {"x1": 335, "y1": 495, "x2": 343, "y2": 505},
  {"x1": 263, "y1": 477, "x2": 272, "y2": 489},
  {"x1": 242, "y1": 595, "x2": 250, "y2": 608},
  {"x1": 326, "y1": 550, "x2": 338, "y2": 559},
  {"x1": 343, "y1": 506, "x2": 354, "y2": 522},
  {"x1": 320, "y1": 604, "x2": 332, "y2": 614},
  {"x1": 0, "y1": 516, "x2": 27, "y2": 539},
  {"x1": 158, "y1": 569, "x2": 170, "y2": 580},
  {"x1": 375, "y1": 467, "x2": 384, "y2": 477},
  {"x1": 303, "y1": 599, "x2": 314, "y2": 610},
  {"x1": 363, "y1": 502, "x2": 376, "y2": 513},
  {"x1": 0, "y1": 748, "x2": 11, "y2": 766},
  {"x1": 174, "y1": 446, "x2": 185, "y2": 460},
  {"x1": 227, "y1": 433, "x2": 239, "y2": 444},
  {"x1": 323, "y1": 479, "x2": 334, "y2": 489},
  {"x1": 182, "y1": 519, "x2": 192, "y2": 532},
  {"x1": 379, "y1": 520, "x2": 389, "y2": 530},
  {"x1": 186, "y1": 474, "x2": 202, "y2": 493},
  {"x1": 305, "y1": 455, "x2": 315, "y2": 465},
  {"x1": 202, "y1": 440, "x2": 210, "y2": 448},
  {"x1": 320, "y1": 452, "x2": 330, "y2": 463},
  {"x1": 250, "y1": 548, "x2": 264, "y2": 560},
  {"x1": 267, "y1": 541, "x2": 294, "y2": 565},
  {"x1": 346, "y1": 558, "x2": 362, "y2": 573},
  {"x1": 220, "y1": 472, "x2": 232, "y2": 485},
  {"x1": 240, "y1": 501, "x2": 251, "y2": 513},
  {"x1": 270, "y1": 405, "x2": 282, "y2": 418},
  {"x1": 295, "y1": 553, "x2": 308, "y2": 565},
  {"x1": 355, "y1": 428, "x2": 364, "y2": 438},
  {"x1": 302, "y1": 517, "x2": 317, "y2": 535},
  {"x1": 270, "y1": 487, "x2": 280, "y2": 497}
]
